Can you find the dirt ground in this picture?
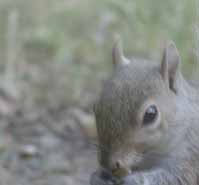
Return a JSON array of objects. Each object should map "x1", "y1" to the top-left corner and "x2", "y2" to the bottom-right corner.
[{"x1": 0, "y1": 100, "x2": 98, "y2": 185}]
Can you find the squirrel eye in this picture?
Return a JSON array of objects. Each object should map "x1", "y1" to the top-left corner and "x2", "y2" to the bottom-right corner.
[{"x1": 143, "y1": 105, "x2": 158, "y2": 125}]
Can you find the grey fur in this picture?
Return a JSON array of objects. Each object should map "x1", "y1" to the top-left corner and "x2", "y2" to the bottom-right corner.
[{"x1": 90, "y1": 42, "x2": 199, "y2": 185}]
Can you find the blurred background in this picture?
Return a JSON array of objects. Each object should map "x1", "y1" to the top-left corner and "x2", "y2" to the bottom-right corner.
[{"x1": 0, "y1": 0, "x2": 197, "y2": 184}]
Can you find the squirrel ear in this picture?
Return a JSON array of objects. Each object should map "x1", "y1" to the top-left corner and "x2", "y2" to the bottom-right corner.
[
  {"x1": 161, "y1": 41, "x2": 180, "y2": 93},
  {"x1": 112, "y1": 37, "x2": 130, "y2": 67}
]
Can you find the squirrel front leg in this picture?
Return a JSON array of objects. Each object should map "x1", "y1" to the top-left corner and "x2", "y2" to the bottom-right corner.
[{"x1": 119, "y1": 167, "x2": 196, "y2": 185}]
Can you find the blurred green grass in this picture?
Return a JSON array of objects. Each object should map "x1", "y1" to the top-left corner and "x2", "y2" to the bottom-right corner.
[{"x1": 0, "y1": 0, "x2": 197, "y2": 108}]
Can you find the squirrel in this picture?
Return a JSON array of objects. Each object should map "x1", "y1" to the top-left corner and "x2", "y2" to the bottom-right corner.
[{"x1": 90, "y1": 38, "x2": 199, "y2": 185}]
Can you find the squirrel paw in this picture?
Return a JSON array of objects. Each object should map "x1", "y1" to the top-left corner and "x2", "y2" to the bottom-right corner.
[
  {"x1": 118, "y1": 174, "x2": 144, "y2": 185},
  {"x1": 90, "y1": 169, "x2": 116, "y2": 185}
]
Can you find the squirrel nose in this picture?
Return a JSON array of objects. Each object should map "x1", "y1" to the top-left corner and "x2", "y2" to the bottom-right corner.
[
  {"x1": 110, "y1": 160, "x2": 121, "y2": 171},
  {"x1": 110, "y1": 159, "x2": 129, "y2": 177}
]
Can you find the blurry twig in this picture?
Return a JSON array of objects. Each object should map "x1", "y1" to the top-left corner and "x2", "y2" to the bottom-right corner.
[
  {"x1": 4, "y1": 9, "x2": 19, "y2": 98},
  {"x1": 195, "y1": 0, "x2": 199, "y2": 75}
]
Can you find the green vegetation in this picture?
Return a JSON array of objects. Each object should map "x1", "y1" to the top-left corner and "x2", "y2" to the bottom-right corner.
[{"x1": 0, "y1": 0, "x2": 197, "y2": 108}]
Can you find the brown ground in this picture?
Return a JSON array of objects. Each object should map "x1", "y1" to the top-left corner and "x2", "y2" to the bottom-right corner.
[{"x1": 0, "y1": 100, "x2": 97, "y2": 185}]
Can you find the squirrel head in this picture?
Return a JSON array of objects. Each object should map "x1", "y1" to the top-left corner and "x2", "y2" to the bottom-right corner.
[{"x1": 94, "y1": 38, "x2": 182, "y2": 178}]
